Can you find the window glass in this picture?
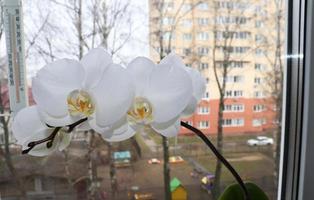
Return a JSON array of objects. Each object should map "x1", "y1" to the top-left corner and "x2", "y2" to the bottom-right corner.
[{"x1": 0, "y1": 0, "x2": 286, "y2": 199}]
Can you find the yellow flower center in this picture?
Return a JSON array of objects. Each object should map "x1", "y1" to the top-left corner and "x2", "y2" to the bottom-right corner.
[
  {"x1": 127, "y1": 97, "x2": 153, "y2": 124},
  {"x1": 67, "y1": 90, "x2": 95, "y2": 117}
]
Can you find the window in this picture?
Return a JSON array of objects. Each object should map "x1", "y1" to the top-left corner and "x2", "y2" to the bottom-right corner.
[
  {"x1": 225, "y1": 90, "x2": 243, "y2": 98},
  {"x1": 255, "y1": 34, "x2": 266, "y2": 43},
  {"x1": 198, "y1": 107, "x2": 209, "y2": 114},
  {"x1": 185, "y1": 121, "x2": 193, "y2": 126},
  {"x1": 255, "y1": 20, "x2": 264, "y2": 28},
  {"x1": 216, "y1": 31, "x2": 251, "y2": 39},
  {"x1": 254, "y1": 77, "x2": 262, "y2": 84},
  {"x1": 216, "y1": 1, "x2": 248, "y2": 10},
  {"x1": 217, "y1": 46, "x2": 250, "y2": 54},
  {"x1": 206, "y1": 77, "x2": 209, "y2": 83},
  {"x1": 197, "y1": 32, "x2": 209, "y2": 40},
  {"x1": 197, "y1": 18, "x2": 209, "y2": 26},
  {"x1": 183, "y1": 48, "x2": 191, "y2": 56},
  {"x1": 197, "y1": 2, "x2": 209, "y2": 10},
  {"x1": 254, "y1": 91, "x2": 265, "y2": 98},
  {"x1": 215, "y1": 16, "x2": 247, "y2": 25},
  {"x1": 181, "y1": 19, "x2": 192, "y2": 27},
  {"x1": 252, "y1": 118, "x2": 266, "y2": 127},
  {"x1": 223, "y1": 104, "x2": 244, "y2": 112},
  {"x1": 216, "y1": 61, "x2": 247, "y2": 68},
  {"x1": 198, "y1": 47, "x2": 209, "y2": 55},
  {"x1": 253, "y1": 104, "x2": 265, "y2": 112},
  {"x1": 162, "y1": 2, "x2": 174, "y2": 11},
  {"x1": 198, "y1": 121, "x2": 209, "y2": 128},
  {"x1": 255, "y1": 63, "x2": 267, "y2": 71},
  {"x1": 183, "y1": 33, "x2": 192, "y2": 40},
  {"x1": 202, "y1": 91, "x2": 209, "y2": 99},
  {"x1": 199, "y1": 63, "x2": 209, "y2": 69},
  {"x1": 162, "y1": 17, "x2": 175, "y2": 25},
  {"x1": 163, "y1": 32, "x2": 175, "y2": 40},
  {"x1": 222, "y1": 75, "x2": 244, "y2": 83},
  {"x1": 255, "y1": 48, "x2": 266, "y2": 56},
  {"x1": 182, "y1": 3, "x2": 192, "y2": 12},
  {"x1": 222, "y1": 118, "x2": 244, "y2": 127}
]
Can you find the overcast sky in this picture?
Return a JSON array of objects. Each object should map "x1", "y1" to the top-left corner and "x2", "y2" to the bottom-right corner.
[{"x1": 2, "y1": 0, "x2": 149, "y2": 81}]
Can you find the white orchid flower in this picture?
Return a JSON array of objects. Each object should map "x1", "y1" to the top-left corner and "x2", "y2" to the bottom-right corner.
[
  {"x1": 32, "y1": 48, "x2": 135, "y2": 134},
  {"x1": 12, "y1": 106, "x2": 71, "y2": 156},
  {"x1": 102, "y1": 54, "x2": 193, "y2": 141},
  {"x1": 160, "y1": 53, "x2": 206, "y2": 117}
]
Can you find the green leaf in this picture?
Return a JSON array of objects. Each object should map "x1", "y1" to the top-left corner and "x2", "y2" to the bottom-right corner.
[{"x1": 218, "y1": 182, "x2": 269, "y2": 200}]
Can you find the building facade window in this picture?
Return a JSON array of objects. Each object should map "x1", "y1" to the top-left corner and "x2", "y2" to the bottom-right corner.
[
  {"x1": 223, "y1": 104, "x2": 244, "y2": 112},
  {"x1": 216, "y1": 1, "x2": 248, "y2": 10},
  {"x1": 215, "y1": 16, "x2": 247, "y2": 25},
  {"x1": 253, "y1": 104, "x2": 266, "y2": 112},
  {"x1": 217, "y1": 46, "x2": 250, "y2": 54},
  {"x1": 202, "y1": 92, "x2": 210, "y2": 99},
  {"x1": 182, "y1": 3, "x2": 192, "y2": 12},
  {"x1": 198, "y1": 121, "x2": 209, "y2": 128},
  {"x1": 197, "y1": 32, "x2": 209, "y2": 40},
  {"x1": 200, "y1": 62, "x2": 209, "y2": 69},
  {"x1": 255, "y1": 48, "x2": 266, "y2": 56},
  {"x1": 183, "y1": 48, "x2": 191, "y2": 56},
  {"x1": 254, "y1": 91, "x2": 265, "y2": 98},
  {"x1": 182, "y1": 19, "x2": 192, "y2": 27},
  {"x1": 198, "y1": 107, "x2": 210, "y2": 114},
  {"x1": 254, "y1": 77, "x2": 262, "y2": 84},
  {"x1": 197, "y1": 18, "x2": 209, "y2": 25},
  {"x1": 163, "y1": 32, "x2": 175, "y2": 40},
  {"x1": 225, "y1": 90, "x2": 244, "y2": 98},
  {"x1": 222, "y1": 118, "x2": 244, "y2": 127},
  {"x1": 197, "y1": 2, "x2": 209, "y2": 10},
  {"x1": 255, "y1": 63, "x2": 267, "y2": 71},
  {"x1": 223, "y1": 75, "x2": 244, "y2": 83},
  {"x1": 252, "y1": 118, "x2": 266, "y2": 127},
  {"x1": 183, "y1": 33, "x2": 192, "y2": 40},
  {"x1": 198, "y1": 47, "x2": 209, "y2": 55},
  {"x1": 162, "y1": 17, "x2": 175, "y2": 25}
]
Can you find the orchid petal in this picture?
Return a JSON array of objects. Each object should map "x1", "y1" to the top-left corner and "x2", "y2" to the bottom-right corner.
[
  {"x1": 81, "y1": 48, "x2": 112, "y2": 89},
  {"x1": 100, "y1": 115, "x2": 128, "y2": 135},
  {"x1": 12, "y1": 106, "x2": 48, "y2": 145},
  {"x1": 186, "y1": 67, "x2": 206, "y2": 101},
  {"x1": 160, "y1": 52, "x2": 185, "y2": 67},
  {"x1": 58, "y1": 131, "x2": 72, "y2": 151},
  {"x1": 151, "y1": 118, "x2": 181, "y2": 137},
  {"x1": 22, "y1": 129, "x2": 60, "y2": 156},
  {"x1": 127, "y1": 57, "x2": 155, "y2": 96},
  {"x1": 103, "y1": 127, "x2": 136, "y2": 142},
  {"x1": 147, "y1": 63, "x2": 192, "y2": 123},
  {"x1": 181, "y1": 97, "x2": 198, "y2": 117},
  {"x1": 32, "y1": 59, "x2": 84, "y2": 120},
  {"x1": 89, "y1": 63, "x2": 135, "y2": 127}
]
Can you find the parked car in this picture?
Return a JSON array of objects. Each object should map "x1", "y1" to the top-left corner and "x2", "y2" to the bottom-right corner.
[
  {"x1": 148, "y1": 158, "x2": 161, "y2": 164},
  {"x1": 169, "y1": 156, "x2": 184, "y2": 163},
  {"x1": 247, "y1": 136, "x2": 274, "y2": 146}
]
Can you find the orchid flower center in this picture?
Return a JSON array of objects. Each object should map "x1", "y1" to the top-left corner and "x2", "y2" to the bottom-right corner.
[
  {"x1": 127, "y1": 97, "x2": 153, "y2": 124},
  {"x1": 67, "y1": 90, "x2": 95, "y2": 117}
]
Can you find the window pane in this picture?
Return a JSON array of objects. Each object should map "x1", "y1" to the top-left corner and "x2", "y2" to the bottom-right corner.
[{"x1": 0, "y1": 0, "x2": 286, "y2": 200}]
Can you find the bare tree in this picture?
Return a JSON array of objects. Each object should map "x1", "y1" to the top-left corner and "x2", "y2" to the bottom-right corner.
[
  {"x1": 257, "y1": 0, "x2": 285, "y2": 192},
  {"x1": 207, "y1": 1, "x2": 257, "y2": 197},
  {"x1": 149, "y1": 1, "x2": 202, "y2": 199}
]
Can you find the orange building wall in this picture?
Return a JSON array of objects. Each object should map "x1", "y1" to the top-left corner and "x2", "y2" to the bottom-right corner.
[{"x1": 180, "y1": 98, "x2": 277, "y2": 135}]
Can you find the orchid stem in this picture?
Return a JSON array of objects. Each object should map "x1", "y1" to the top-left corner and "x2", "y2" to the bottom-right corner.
[
  {"x1": 22, "y1": 118, "x2": 88, "y2": 155},
  {"x1": 180, "y1": 121, "x2": 250, "y2": 200}
]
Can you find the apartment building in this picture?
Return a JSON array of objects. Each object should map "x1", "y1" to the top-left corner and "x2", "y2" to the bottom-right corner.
[{"x1": 149, "y1": 0, "x2": 281, "y2": 135}]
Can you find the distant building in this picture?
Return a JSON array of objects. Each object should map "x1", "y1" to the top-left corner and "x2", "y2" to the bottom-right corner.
[{"x1": 149, "y1": 0, "x2": 282, "y2": 135}]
